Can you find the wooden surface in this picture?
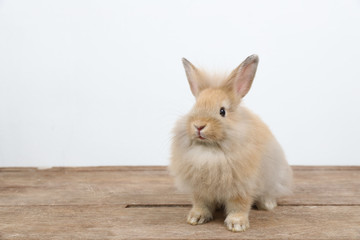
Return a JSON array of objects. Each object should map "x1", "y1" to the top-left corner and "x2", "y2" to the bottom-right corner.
[{"x1": 0, "y1": 166, "x2": 359, "y2": 239}]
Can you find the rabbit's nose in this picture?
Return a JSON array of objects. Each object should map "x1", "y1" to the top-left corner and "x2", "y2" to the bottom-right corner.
[{"x1": 194, "y1": 124, "x2": 206, "y2": 131}]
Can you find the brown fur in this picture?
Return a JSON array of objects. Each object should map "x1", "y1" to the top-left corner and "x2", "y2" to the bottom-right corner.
[{"x1": 170, "y1": 55, "x2": 292, "y2": 232}]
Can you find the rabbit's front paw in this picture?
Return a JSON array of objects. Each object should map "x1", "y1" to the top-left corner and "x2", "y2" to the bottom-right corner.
[
  {"x1": 224, "y1": 213, "x2": 249, "y2": 232},
  {"x1": 187, "y1": 207, "x2": 213, "y2": 225}
]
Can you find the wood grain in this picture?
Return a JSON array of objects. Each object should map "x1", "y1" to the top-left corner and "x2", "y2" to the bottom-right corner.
[
  {"x1": 0, "y1": 206, "x2": 359, "y2": 239},
  {"x1": 0, "y1": 166, "x2": 359, "y2": 239},
  {"x1": 0, "y1": 167, "x2": 359, "y2": 206}
]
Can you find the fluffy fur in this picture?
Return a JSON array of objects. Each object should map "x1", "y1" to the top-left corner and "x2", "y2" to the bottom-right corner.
[{"x1": 169, "y1": 55, "x2": 293, "y2": 232}]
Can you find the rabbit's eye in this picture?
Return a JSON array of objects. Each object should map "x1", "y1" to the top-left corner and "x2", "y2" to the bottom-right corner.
[{"x1": 220, "y1": 107, "x2": 226, "y2": 117}]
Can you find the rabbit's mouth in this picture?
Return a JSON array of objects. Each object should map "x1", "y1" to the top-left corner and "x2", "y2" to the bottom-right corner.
[
  {"x1": 198, "y1": 134, "x2": 206, "y2": 140},
  {"x1": 196, "y1": 130, "x2": 207, "y2": 140}
]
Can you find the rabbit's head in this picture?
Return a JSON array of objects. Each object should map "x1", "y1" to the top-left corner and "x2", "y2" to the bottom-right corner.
[{"x1": 182, "y1": 55, "x2": 259, "y2": 144}]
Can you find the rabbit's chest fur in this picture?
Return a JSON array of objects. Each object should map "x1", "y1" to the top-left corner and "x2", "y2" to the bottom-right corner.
[{"x1": 171, "y1": 141, "x2": 261, "y2": 202}]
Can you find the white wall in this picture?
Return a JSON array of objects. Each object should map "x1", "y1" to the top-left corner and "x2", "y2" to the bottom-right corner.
[{"x1": 0, "y1": 0, "x2": 359, "y2": 167}]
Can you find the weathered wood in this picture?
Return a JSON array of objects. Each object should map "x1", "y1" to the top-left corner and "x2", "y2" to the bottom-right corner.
[
  {"x1": 0, "y1": 166, "x2": 359, "y2": 239},
  {"x1": 0, "y1": 205, "x2": 359, "y2": 239},
  {"x1": 1, "y1": 165, "x2": 360, "y2": 172},
  {"x1": 0, "y1": 166, "x2": 167, "y2": 172},
  {"x1": 0, "y1": 167, "x2": 359, "y2": 206}
]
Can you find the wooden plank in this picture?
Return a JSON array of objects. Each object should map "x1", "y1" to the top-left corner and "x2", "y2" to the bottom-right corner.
[
  {"x1": 0, "y1": 166, "x2": 167, "y2": 172},
  {"x1": 292, "y1": 166, "x2": 360, "y2": 171},
  {"x1": 0, "y1": 166, "x2": 359, "y2": 239},
  {"x1": 0, "y1": 169, "x2": 173, "y2": 191},
  {"x1": 0, "y1": 205, "x2": 359, "y2": 239},
  {"x1": 0, "y1": 169, "x2": 178, "y2": 206},
  {"x1": 1, "y1": 165, "x2": 360, "y2": 172},
  {"x1": 280, "y1": 169, "x2": 360, "y2": 205},
  {"x1": 0, "y1": 167, "x2": 359, "y2": 206}
]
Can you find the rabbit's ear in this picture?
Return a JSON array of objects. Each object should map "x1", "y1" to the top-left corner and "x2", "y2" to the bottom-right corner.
[
  {"x1": 226, "y1": 54, "x2": 259, "y2": 100},
  {"x1": 182, "y1": 58, "x2": 205, "y2": 97}
]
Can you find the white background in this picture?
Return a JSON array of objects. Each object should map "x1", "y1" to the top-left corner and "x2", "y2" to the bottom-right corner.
[{"x1": 0, "y1": 0, "x2": 359, "y2": 167}]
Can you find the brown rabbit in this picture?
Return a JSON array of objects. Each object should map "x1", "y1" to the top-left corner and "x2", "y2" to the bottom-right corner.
[{"x1": 169, "y1": 55, "x2": 292, "y2": 232}]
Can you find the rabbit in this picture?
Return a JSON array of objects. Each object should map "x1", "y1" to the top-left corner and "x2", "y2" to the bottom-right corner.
[{"x1": 169, "y1": 54, "x2": 293, "y2": 232}]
